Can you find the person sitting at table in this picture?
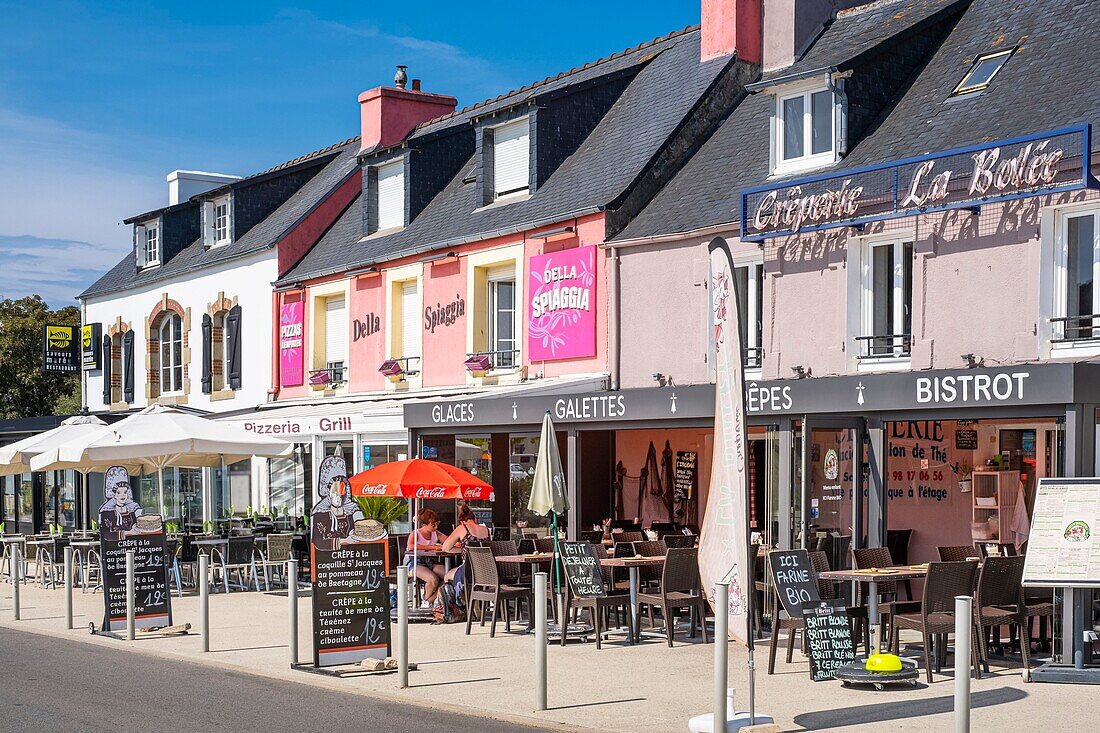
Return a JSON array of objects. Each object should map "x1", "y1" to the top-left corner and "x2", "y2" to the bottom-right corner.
[
  {"x1": 441, "y1": 502, "x2": 491, "y2": 598},
  {"x1": 406, "y1": 508, "x2": 448, "y2": 606}
]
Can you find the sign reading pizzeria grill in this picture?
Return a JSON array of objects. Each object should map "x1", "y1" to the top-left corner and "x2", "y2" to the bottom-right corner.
[
  {"x1": 740, "y1": 126, "x2": 1091, "y2": 240},
  {"x1": 528, "y1": 244, "x2": 597, "y2": 361},
  {"x1": 42, "y1": 324, "x2": 80, "y2": 373},
  {"x1": 279, "y1": 301, "x2": 305, "y2": 387}
]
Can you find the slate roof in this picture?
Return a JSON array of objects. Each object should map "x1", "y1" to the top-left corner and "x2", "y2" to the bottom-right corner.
[
  {"x1": 280, "y1": 28, "x2": 733, "y2": 283},
  {"x1": 80, "y1": 138, "x2": 360, "y2": 300},
  {"x1": 615, "y1": 0, "x2": 1100, "y2": 240}
]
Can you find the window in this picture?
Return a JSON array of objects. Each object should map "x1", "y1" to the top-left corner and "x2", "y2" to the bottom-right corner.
[
  {"x1": 952, "y1": 49, "x2": 1014, "y2": 97},
  {"x1": 487, "y1": 268, "x2": 516, "y2": 368},
  {"x1": 375, "y1": 159, "x2": 404, "y2": 232},
  {"x1": 491, "y1": 117, "x2": 530, "y2": 199},
  {"x1": 1054, "y1": 210, "x2": 1100, "y2": 342},
  {"x1": 204, "y1": 196, "x2": 231, "y2": 247},
  {"x1": 213, "y1": 200, "x2": 229, "y2": 243},
  {"x1": 860, "y1": 240, "x2": 913, "y2": 359},
  {"x1": 144, "y1": 225, "x2": 160, "y2": 266},
  {"x1": 776, "y1": 87, "x2": 836, "y2": 173},
  {"x1": 733, "y1": 263, "x2": 764, "y2": 369},
  {"x1": 399, "y1": 281, "x2": 419, "y2": 359},
  {"x1": 159, "y1": 313, "x2": 184, "y2": 392},
  {"x1": 324, "y1": 296, "x2": 346, "y2": 382}
]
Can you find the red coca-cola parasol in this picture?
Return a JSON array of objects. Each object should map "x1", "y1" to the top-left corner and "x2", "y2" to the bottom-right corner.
[{"x1": 348, "y1": 458, "x2": 495, "y2": 502}]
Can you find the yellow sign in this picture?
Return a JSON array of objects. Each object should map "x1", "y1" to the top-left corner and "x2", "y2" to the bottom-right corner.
[
  {"x1": 82, "y1": 324, "x2": 93, "y2": 349},
  {"x1": 47, "y1": 325, "x2": 74, "y2": 348}
]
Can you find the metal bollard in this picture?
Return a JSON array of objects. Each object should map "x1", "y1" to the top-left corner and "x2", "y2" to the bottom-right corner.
[
  {"x1": 12, "y1": 545, "x2": 20, "y2": 620},
  {"x1": 714, "y1": 582, "x2": 729, "y2": 733},
  {"x1": 535, "y1": 572, "x2": 548, "y2": 711},
  {"x1": 64, "y1": 546, "x2": 74, "y2": 629},
  {"x1": 125, "y1": 550, "x2": 135, "y2": 641},
  {"x1": 287, "y1": 558, "x2": 298, "y2": 667},
  {"x1": 954, "y1": 595, "x2": 972, "y2": 733},
  {"x1": 199, "y1": 554, "x2": 210, "y2": 652},
  {"x1": 397, "y1": 573, "x2": 409, "y2": 688}
]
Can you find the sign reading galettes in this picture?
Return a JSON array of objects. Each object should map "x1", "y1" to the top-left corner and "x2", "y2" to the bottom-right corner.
[{"x1": 741, "y1": 126, "x2": 1091, "y2": 240}]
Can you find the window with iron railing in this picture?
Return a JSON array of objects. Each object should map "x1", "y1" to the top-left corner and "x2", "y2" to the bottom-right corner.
[
  {"x1": 1052, "y1": 210, "x2": 1100, "y2": 344},
  {"x1": 734, "y1": 262, "x2": 764, "y2": 369},
  {"x1": 859, "y1": 239, "x2": 912, "y2": 359}
]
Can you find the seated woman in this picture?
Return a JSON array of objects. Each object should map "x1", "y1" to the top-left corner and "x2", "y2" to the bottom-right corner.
[
  {"x1": 406, "y1": 508, "x2": 448, "y2": 606},
  {"x1": 442, "y1": 503, "x2": 491, "y2": 598}
]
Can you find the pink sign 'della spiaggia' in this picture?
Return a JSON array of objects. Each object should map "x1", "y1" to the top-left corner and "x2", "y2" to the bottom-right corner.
[{"x1": 528, "y1": 245, "x2": 596, "y2": 361}]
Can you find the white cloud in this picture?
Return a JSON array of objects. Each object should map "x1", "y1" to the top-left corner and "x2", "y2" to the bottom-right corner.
[{"x1": 0, "y1": 234, "x2": 126, "y2": 307}]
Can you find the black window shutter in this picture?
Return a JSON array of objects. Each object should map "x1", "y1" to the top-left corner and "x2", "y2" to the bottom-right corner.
[
  {"x1": 227, "y1": 305, "x2": 243, "y2": 390},
  {"x1": 122, "y1": 331, "x2": 135, "y2": 403},
  {"x1": 201, "y1": 314, "x2": 212, "y2": 394},
  {"x1": 101, "y1": 335, "x2": 112, "y2": 404}
]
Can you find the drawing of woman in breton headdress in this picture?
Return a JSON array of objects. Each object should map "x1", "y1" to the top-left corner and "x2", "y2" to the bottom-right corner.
[
  {"x1": 310, "y1": 455, "x2": 364, "y2": 550},
  {"x1": 99, "y1": 465, "x2": 143, "y2": 540}
]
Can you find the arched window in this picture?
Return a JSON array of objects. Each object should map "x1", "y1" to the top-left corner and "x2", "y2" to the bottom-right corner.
[{"x1": 159, "y1": 313, "x2": 183, "y2": 393}]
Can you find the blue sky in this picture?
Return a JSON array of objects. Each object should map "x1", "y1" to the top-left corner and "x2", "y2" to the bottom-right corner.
[{"x1": 0, "y1": 1, "x2": 699, "y2": 307}]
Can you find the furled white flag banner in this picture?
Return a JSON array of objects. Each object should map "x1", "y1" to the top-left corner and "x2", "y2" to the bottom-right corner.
[{"x1": 698, "y1": 237, "x2": 751, "y2": 645}]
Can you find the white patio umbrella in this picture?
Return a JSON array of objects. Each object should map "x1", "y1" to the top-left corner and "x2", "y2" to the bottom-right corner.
[
  {"x1": 0, "y1": 412, "x2": 106, "y2": 476},
  {"x1": 528, "y1": 411, "x2": 568, "y2": 592},
  {"x1": 30, "y1": 404, "x2": 293, "y2": 516}
]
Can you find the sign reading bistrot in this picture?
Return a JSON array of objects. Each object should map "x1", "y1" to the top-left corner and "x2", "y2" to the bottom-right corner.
[
  {"x1": 1024, "y1": 477, "x2": 1100, "y2": 588},
  {"x1": 528, "y1": 245, "x2": 596, "y2": 361},
  {"x1": 98, "y1": 466, "x2": 171, "y2": 631},
  {"x1": 279, "y1": 301, "x2": 305, "y2": 387},
  {"x1": 741, "y1": 126, "x2": 1090, "y2": 241},
  {"x1": 42, "y1": 324, "x2": 80, "y2": 373}
]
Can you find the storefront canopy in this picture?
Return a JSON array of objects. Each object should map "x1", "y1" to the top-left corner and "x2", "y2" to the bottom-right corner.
[{"x1": 0, "y1": 413, "x2": 106, "y2": 476}]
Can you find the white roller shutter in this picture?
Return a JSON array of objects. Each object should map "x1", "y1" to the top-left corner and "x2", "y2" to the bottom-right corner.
[
  {"x1": 400, "y1": 281, "x2": 418, "y2": 359},
  {"x1": 376, "y1": 160, "x2": 404, "y2": 231},
  {"x1": 325, "y1": 296, "x2": 346, "y2": 363},
  {"x1": 492, "y1": 118, "x2": 529, "y2": 197}
]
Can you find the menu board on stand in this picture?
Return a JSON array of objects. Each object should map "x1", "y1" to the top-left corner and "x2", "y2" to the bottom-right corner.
[
  {"x1": 312, "y1": 540, "x2": 391, "y2": 667},
  {"x1": 767, "y1": 549, "x2": 820, "y2": 619},
  {"x1": 674, "y1": 451, "x2": 698, "y2": 500},
  {"x1": 99, "y1": 520, "x2": 171, "y2": 631},
  {"x1": 560, "y1": 541, "x2": 605, "y2": 598},
  {"x1": 801, "y1": 600, "x2": 856, "y2": 681},
  {"x1": 1023, "y1": 477, "x2": 1100, "y2": 587}
]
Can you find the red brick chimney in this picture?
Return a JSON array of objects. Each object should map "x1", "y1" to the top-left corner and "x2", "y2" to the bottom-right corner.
[
  {"x1": 358, "y1": 71, "x2": 457, "y2": 152},
  {"x1": 701, "y1": 0, "x2": 762, "y2": 64}
]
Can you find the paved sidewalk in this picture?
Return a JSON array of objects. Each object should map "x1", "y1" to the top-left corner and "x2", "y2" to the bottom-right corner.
[{"x1": 0, "y1": 582, "x2": 1091, "y2": 732}]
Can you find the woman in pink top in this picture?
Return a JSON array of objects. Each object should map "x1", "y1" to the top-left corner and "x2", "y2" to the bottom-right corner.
[{"x1": 406, "y1": 508, "x2": 448, "y2": 605}]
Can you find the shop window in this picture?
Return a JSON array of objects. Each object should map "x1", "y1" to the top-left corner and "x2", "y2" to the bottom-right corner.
[
  {"x1": 774, "y1": 85, "x2": 837, "y2": 175},
  {"x1": 733, "y1": 262, "x2": 764, "y2": 370},
  {"x1": 1053, "y1": 210, "x2": 1100, "y2": 344},
  {"x1": 268, "y1": 443, "x2": 312, "y2": 523},
  {"x1": 858, "y1": 239, "x2": 912, "y2": 361}
]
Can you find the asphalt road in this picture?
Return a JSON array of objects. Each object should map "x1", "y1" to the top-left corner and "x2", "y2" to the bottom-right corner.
[{"x1": 0, "y1": 628, "x2": 543, "y2": 733}]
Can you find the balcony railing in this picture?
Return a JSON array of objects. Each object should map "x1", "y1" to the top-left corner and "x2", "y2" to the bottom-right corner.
[
  {"x1": 308, "y1": 365, "x2": 345, "y2": 387},
  {"x1": 855, "y1": 333, "x2": 911, "y2": 359},
  {"x1": 1050, "y1": 314, "x2": 1100, "y2": 343},
  {"x1": 743, "y1": 346, "x2": 763, "y2": 370}
]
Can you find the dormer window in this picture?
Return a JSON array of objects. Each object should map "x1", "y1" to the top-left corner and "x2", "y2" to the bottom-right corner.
[
  {"x1": 136, "y1": 220, "x2": 160, "y2": 268},
  {"x1": 774, "y1": 85, "x2": 838, "y2": 175},
  {"x1": 373, "y1": 159, "x2": 405, "y2": 233},
  {"x1": 203, "y1": 194, "x2": 232, "y2": 247},
  {"x1": 489, "y1": 117, "x2": 530, "y2": 200}
]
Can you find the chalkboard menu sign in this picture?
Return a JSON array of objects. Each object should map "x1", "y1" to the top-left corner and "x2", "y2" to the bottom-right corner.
[
  {"x1": 955, "y1": 429, "x2": 978, "y2": 450},
  {"x1": 99, "y1": 524, "x2": 171, "y2": 631},
  {"x1": 767, "y1": 549, "x2": 820, "y2": 619},
  {"x1": 560, "y1": 542, "x2": 605, "y2": 598},
  {"x1": 801, "y1": 600, "x2": 856, "y2": 681},
  {"x1": 312, "y1": 540, "x2": 390, "y2": 667},
  {"x1": 674, "y1": 451, "x2": 698, "y2": 500}
]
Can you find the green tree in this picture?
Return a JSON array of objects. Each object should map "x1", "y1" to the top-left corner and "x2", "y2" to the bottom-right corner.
[{"x1": 0, "y1": 296, "x2": 82, "y2": 419}]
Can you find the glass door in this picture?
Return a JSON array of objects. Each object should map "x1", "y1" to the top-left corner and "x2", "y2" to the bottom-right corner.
[{"x1": 803, "y1": 419, "x2": 866, "y2": 574}]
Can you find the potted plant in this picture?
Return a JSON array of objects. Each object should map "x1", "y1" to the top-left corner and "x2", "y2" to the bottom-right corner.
[{"x1": 354, "y1": 496, "x2": 408, "y2": 532}]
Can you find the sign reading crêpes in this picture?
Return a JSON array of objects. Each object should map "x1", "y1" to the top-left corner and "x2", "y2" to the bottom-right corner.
[
  {"x1": 528, "y1": 245, "x2": 597, "y2": 361},
  {"x1": 279, "y1": 301, "x2": 304, "y2": 387},
  {"x1": 741, "y1": 126, "x2": 1091, "y2": 240}
]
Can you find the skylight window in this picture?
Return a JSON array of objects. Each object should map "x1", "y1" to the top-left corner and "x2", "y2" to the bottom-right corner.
[{"x1": 952, "y1": 49, "x2": 1014, "y2": 97}]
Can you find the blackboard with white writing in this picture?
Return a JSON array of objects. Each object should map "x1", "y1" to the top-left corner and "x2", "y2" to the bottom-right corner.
[
  {"x1": 312, "y1": 540, "x2": 390, "y2": 667},
  {"x1": 560, "y1": 542, "x2": 606, "y2": 599},
  {"x1": 674, "y1": 451, "x2": 698, "y2": 501},
  {"x1": 802, "y1": 600, "x2": 856, "y2": 681},
  {"x1": 768, "y1": 549, "x2": 820, "y2": 619},
  {"x1": 100, "y1": 528, "x2": 171, "y2": 631}
]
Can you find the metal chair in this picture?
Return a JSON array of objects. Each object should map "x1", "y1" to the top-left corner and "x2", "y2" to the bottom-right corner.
[
  {"x1": 257, "y1": 533, "x2": 294, "y2": 590},
  {"x1": 637, "y1": 547, "x2": 708, "y2": 646},
  {"x1": 214, "y1": 535, "x2": 260, "y2": 592},
  {"x1": 890, "y1": 561, "x2": 981, "y2": 683}
]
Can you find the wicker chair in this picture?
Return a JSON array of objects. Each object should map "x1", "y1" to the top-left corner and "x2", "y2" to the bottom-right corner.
[
  {"x1": 563, "y1": 546, "x2": 635, "y2": 649},
  {"x1": 853, "y1": 546, "x2": 919, "y2": 641},
  {"x1": 1023, "y1": 587, "x2": 1055, "y2": 652},
  {"x1": 633, "y1": 540, "x2": 665, "y2": 588},
  {"x1": 973, "y1": 555, "x2": 1031, "y2": 672},
  {"x1": 887, "y1": 529, "x2": 915, "y2": 600},
  {"x1": 662, "y1": 534, "x2": 697, "y2": 549},
  {"x1": 938, "y1": 545, "x2": 979, "y2": 562},
  {"x1": 890, "y1": 561, "x2": 981, "y2": 683},
  {"x1": 612, "y1": 531, "x2": 645, "y2": 544},
  {"x1": 637, "y1": 548, "x2": 709, "y2": 647},
  {"x1": 257, "y1": 533, "x2": 294, "y2": 590},
  {"x1": 810, "y1": 550, "x2": 869, "y2": 655},
  {"x1": 533, "y1": 537, "x2": 556, "y2": 554},
  {"x1": 465, "y1": 546, "x2": 532, "y2": 637},
  {"x1": 580, "y1": 530, "x2": 605, "y2": 544}
]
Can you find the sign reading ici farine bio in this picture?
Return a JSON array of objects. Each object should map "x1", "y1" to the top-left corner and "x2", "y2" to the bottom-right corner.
[
  {"x1": 528, "y1": 245, "x2": 597, "y2": 361},
  {"x1": 740, "y1": 126, "x2": 1091, "y2": 241},
  {"x1": 81, "y1": 323, "x2": 102, "y2": 371},
  {"x1": 42, "y1": 324, "x2": 80, "y2": 373}
]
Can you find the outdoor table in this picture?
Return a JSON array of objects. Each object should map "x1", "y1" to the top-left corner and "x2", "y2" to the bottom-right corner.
[
  {"x1": 600, "y1": 556, "x2": 666, "y2": 641},
  {"x1": 70, "y1": 539, "x2": 99, "y2": 592},
  {"x1": 496, "y1": 552, "x2": 556, "y2": 632},
  {"x1": 818, "y1": 564, "x2": 930, "y2": 655}
]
